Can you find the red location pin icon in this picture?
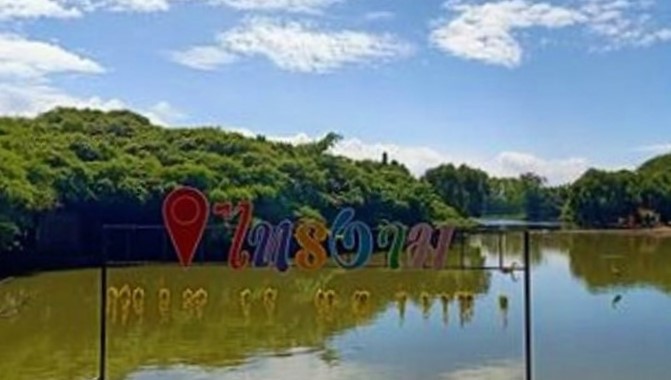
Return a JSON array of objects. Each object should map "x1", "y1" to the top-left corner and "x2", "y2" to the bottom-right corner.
[{"x1": 163, "y1": 187, "x2": 210, "y2": 267}]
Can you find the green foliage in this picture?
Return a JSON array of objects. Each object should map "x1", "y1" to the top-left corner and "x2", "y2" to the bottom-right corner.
[
  {"x1": 566, "y1": 169, "x2": 641, "y2": 227},
  {"x1": 565, "y1": 165, "x2": 671, "y2": 227},
  {"x1": 639, "y1": 153, "x2": 671, "y2": 176},
  {"x1": 423, "y1": 165, "x2": 564, "y2": 222},
  {"x1": 0, "y1": 108, "x2": 465, "y2": 252},
  {"x1": 423, "y1": 164, "x2": 489, "y2": 217}
]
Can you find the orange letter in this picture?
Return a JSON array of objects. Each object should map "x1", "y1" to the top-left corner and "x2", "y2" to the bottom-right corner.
[{"x1": 294, "y1": 220, "x2": 328, "y2": 271}]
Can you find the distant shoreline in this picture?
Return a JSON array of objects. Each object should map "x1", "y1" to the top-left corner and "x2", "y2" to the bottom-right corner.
[
  {"x1": 556, "y1": 226, "x2": 671, "y2": 237},
  {"x1": 477, "y1": 218, "x2": 671, "y2": 237}
]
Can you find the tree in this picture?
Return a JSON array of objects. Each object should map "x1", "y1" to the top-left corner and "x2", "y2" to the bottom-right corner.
[
  {"x1": 423, "y1": 164, "x2": 489, "y2": 217},
  {"x1": 0, "y1": 108, "x2": 465, "y2": 255},
  {"x1": 566, "y1": 169, "x2": 640, "y2": 227}
]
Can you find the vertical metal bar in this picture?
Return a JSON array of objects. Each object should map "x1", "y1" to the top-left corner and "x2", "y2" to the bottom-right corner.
[
  {"x1": 498, "y1": 230, "x2": 504, "y2": 269},
  {"x1": 523, "y1": 230, "x2": 533, "y2": 380},
  {"x1": 99, "y1": 228, "x2": 108, "y2": 380},
  {"x1": 460, "y1": 231, "x2": 466, "y2": 268}
]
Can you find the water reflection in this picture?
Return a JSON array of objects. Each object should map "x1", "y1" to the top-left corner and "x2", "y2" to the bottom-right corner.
[
  {"x1": 1, "y1": 233, "x2": 671, "y2": 380},
  {"x1": 442, "y1": 359, "x2": 523, "y2": 380}
]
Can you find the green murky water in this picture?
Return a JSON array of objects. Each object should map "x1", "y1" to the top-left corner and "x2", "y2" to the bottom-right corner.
[{"x1": 1, "y1": 233, "x2": 671, "y2": 380}]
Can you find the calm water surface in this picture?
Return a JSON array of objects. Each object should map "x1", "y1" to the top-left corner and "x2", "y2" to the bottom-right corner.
[{"x1": 1, "y1": 233, "x2": 671, "y2": 380}]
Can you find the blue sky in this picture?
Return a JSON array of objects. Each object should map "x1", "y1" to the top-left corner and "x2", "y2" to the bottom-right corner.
[{"x1": 1, "y1": 0, "x2": 670, "y2": 184}]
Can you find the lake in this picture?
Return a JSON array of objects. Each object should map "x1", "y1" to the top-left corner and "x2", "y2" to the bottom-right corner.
[{"x1": 1, "y1": 232, "x2": 671, "y2": 380}]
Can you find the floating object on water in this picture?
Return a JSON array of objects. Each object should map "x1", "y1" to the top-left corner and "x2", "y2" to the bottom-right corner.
[
  {"x1": 498, "y1": 295, "x2": 509, "y2": 311},
  {"x1": 501, "y1": 262, "x2": 520, "y2": 281},
  {"x1": 499, "y1": 294, "x2": 509, "y2": 328},
  {"x1": 612, "y1": 294, "x2": 623, "y2": 309}
]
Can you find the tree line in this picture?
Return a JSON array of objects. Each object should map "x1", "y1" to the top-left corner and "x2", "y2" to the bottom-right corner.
[
  {"x1": 0, "y1": 108, "x2": 669, "y2": 253},
  {"x1": 0, "y1": 108, "x2": 463, "y2": 254}
]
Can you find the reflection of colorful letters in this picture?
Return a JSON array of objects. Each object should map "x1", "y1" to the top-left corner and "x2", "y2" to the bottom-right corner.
[
  {"x1": 106, "y1": 284, "x2": 136, "y2": 325},
  {"x1": 182, "y1": 288, "x2": 208, "y2": 319}
]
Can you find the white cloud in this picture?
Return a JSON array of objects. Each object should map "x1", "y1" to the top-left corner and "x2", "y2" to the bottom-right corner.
[
  {"x1": 0, "y1": 34, "x2": 104, "y2": 79},
  {"x1": 364, "y1": 11, "x2": 395, "y2": 22},
  {"x1": 0, "y1": 0, "x2": 81, "y2": 20},
  {"x1": 0, "y1": 33, "x2": 183, "y2": 126},
  {"x1": 0, "y1": 83, "x2": 125, "y2": 117},
  {"x1": 129, "y1": 351, "x2": 393, "y2": 380},
  {"x1": 210, "y1": 0, "x2": 343, "y2": 13},
  {"x1": 634, "y1": 143, "x2": 671, "y2": 154},
  {"x1": 101, "y1": 0, "x2": 171, "y2": 13},
  {"x1": 0, "y1": 0, "x2": 343, "y2": 17},
  {"x1": 0, "y1": 34, "x2": 115, "y2": 118},
  {"x1": 171, "y1": 17, "x2": 413, "y2": 73},
  {"x1": 431, "y1": 0, "x2": 671, "y2": 67},
  {"x1": 441, "y1": 359, "x2": 523, "y2": 380},
  {"x1": 170, "y1": 45, "x2": 238, "y2": 71},
  {"x1": 218, "y1": 129, "x2": 470, "y2": 174},
  {"x1": 493, "y1": 151, "x2": 589, "y2": 184},
  {"x1": 145, "y1": 101, "x2": 186, "y2": 125},
  {"x1": 0, "y1": 0, "x2": 177, "y2": 19},
  {"x1": 430, "y1": 0, "x2": 585, "y2": 68},
  {"x1": 582, "y1": 0, "x2": 671, "y2": 49},
  {"x1": 330, "y1": 137, "x2": 470, "y2": 176},
  {"x1": 0, "y1": 83, "x2": 183, "y2": 125},
  {"x1": 216, "y1": 128, "x2": 589, "y2": 184}
]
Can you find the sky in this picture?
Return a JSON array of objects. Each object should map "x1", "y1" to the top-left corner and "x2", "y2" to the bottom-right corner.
[{"x1": 1, "y1": 0, "x2": 670, "y2": 184}]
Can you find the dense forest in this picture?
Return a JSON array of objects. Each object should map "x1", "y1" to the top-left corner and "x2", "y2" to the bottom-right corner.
[
  {"x1": 0, "y1": 108, "x2": 669, "y2": 255},
  {"x1": 0, "y1": 108, "x2": 465, "y2": 255}
]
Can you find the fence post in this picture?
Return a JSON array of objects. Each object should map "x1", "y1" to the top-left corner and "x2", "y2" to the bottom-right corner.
[{"x1": 523, "y1": 230, "x2": 533, "y2": 380}]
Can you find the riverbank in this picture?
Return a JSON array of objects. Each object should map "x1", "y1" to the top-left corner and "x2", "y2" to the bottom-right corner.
[{"x1": 556, "y1": 226, "x2": 671, "y2": 237}]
